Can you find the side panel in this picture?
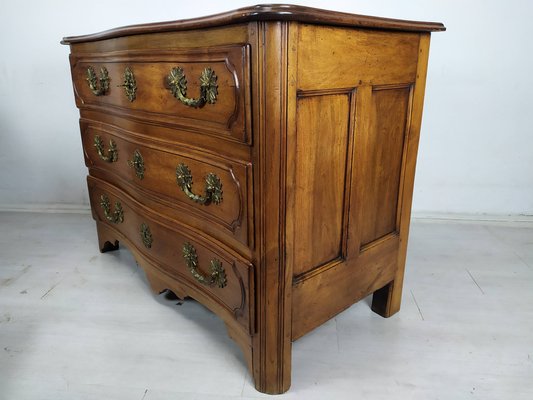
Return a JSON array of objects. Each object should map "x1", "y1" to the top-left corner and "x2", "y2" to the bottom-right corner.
[
  {"x1": 359, "y1": 86, "x2": 412, "y2": 247},
  {"x1": 290, "y1": 24, "x2": 424, "y2": 339},
  {"x1": 291, "y1": 94, "x2": 351, "y2": 276}
]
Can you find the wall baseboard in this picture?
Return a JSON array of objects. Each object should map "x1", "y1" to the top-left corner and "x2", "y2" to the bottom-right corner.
[
  {"x1": 412, "y1": 211, "x2": 533, "y2": 223},
  {"x1": 1, "y1": 204, "x2": 532, "y2": 223},
  {"x1": 0, "y1": 203, "x2": 91, "y2": 214}
]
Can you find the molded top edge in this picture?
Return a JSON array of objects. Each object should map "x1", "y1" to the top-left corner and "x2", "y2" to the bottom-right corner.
[{"x1": 61, "y1": 4, "x2": 446, "y2": 45}]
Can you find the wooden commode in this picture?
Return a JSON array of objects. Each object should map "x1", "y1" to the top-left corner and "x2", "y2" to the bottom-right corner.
[{"x1": 62, "y1": 5, "x2": 445, "y2": 394}]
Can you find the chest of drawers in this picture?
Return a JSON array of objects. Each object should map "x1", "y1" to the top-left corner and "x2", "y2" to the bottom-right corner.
[{"x1": 62, "y1": 5, "x2": 444, "y2": 394}]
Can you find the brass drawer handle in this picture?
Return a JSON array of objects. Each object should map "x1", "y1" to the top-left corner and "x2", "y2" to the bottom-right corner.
[
  {"x1": 182, "y1": 242, "x2": 227, "y2": 288},
  {"x1": 167, "y1": 67, "x2": 218, "y2": 108},
  {"x1": 100, "y1": 194, "x2": 124, "y2": 224},
  {"x1": 176, "y1": 163, "x2": 222, "y2": 205},
  {"x1": 140, "y1": 223, "x2": 153, "y2": 249},
  {"x1": 86, "y1": 66, "x2": 109, "y2": 96},
  {"x1": 94, "y1": 135, "x2": 118, "y2": 163},
  {"x1": 118, "y1": 67, "x2": 136, "y2": 102},
  {"x1": 128, "y1": 149, "x2": 145, "y2": 180}
]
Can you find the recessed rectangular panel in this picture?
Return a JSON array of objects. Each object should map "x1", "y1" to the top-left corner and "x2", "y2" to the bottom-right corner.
[
  {"x1": 291, "y1": 94, "x2": 350, "y2": 277},
  {"x1": 360, "y1": 86, "x2": 411, "y2": 247}
]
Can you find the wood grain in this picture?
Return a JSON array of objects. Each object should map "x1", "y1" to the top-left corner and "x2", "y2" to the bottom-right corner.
[
  {"x1": 88, "y1": 175, "x2": 255, "y2": 333},
  {"x1": 64, "y1": 8, "x2": 443, "y2": 393},
  {"x1": 71, "y1": 45, "x2": 251, "y2": 143},
  {"x1": 359, "y1": 86, "x2": 412, "y2": 247},
  {"x1": 66, "y1": 24, "x2": 251, "y2": 53},
  {"x1": 81, "y1": 122, "x2": 252, "y2": 247},
  {"x1": 61, "y1": 4, "x2": 444, "y2": 45},
  {"x1": 292, "y1": 234, "x2": 399, "y2": 339},
  {"x1": 297, "y1": 25, "x2": 420, "y2": 90},
  {"x1": 291, "y1": 94, "x2": 350, "y2": 277},
  {"x1": 372, "y1": 33, "x2": 432, "y2": 318},
  {"x1": 249, "y1": 21, "x2": 292, "y2": 394}
]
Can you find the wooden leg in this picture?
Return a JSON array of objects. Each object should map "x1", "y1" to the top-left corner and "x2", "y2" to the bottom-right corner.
[
  {"x1": 371, "y1": 273, "x2": 404, "y2": 318},
  {"x1": 224, "y1": 333, "x2": 290, "y2": 395},
  {"x1": 249, "y1": 339, "x2": 292, "y2": 394},
  {"x1": 95, "y1": 220, "x2": 290, "y2": 393},
  {"x1": 96, "y1": 222, "x2": 119, "y2": 253},
  {"x1": 143, "y1": 262, "x2": 290, "y2": 394}
]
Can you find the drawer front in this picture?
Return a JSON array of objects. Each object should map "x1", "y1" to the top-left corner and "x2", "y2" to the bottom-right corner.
[
  {"x1": 70, "y1": 45, "x2": 251, "y2": 144},
  {"x1": 88, "y1": 176, "x2": 254, "y2": 333},
  {"x1": 82, "y1": 122, "x2": 252, "y2": 248}
]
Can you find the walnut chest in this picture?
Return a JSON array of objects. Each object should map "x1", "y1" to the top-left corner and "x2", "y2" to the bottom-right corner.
[{"x1": 62, "y1": 5, "x2": 444, "y2": 394}]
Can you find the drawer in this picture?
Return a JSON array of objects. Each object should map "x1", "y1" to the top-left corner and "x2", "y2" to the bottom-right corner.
[
  {"x1": 70, "y1": 45, "x2": 251, "y2": 144},
  {"x1": 81, "y1": 122, "x2": 253, "y2": 248},
  {"x1": 88, "y1": 176, "x2": 254, "y2": 333}
]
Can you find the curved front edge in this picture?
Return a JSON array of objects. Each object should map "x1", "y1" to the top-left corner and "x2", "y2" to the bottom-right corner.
[
  {"x1": 87, "y1": 175, "x2": 254, "y2": 335},
  {"x1": 93, "y1": 220, "x2": 255, "y2": 378},
  {"x1": 81, "y1": 121, "x2": 252, "y2": 249}
]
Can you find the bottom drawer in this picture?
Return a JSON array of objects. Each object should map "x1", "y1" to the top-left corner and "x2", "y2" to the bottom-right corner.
[{"x1": 87, "y1": 175, "x2": 254, "y2": 333}]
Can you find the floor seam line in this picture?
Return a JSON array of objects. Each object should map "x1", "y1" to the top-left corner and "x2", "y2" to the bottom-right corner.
[
  {"x1": 465, "y1": 268, "x2": 485, "y2": 295},
  {"x1": 410, "y1": 289, "x2": 424, "y2": 321}
]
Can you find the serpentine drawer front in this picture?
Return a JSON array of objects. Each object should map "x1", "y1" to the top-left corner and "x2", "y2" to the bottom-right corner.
[
  {"x1": 62, "y1": 5, "x2": 444, "y2": 394},
  {"x1": 87, "y1": 176, "x2": 254, "y2": 333},
  {"x1": 70, "y1": 45, "x2": 251, "y2": 143},
  {"x1": 81, "y1": 122, "x2": 253, "y2": 248}
]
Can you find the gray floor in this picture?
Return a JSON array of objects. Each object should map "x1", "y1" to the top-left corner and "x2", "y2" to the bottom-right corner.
[{"x1": 0, "y1": 212, "x2": 532, "y2": 400}]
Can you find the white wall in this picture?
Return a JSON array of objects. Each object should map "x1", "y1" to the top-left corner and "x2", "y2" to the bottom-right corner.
[{"x1": 0, "y1": 0, "x2": 531, "y2": 215}]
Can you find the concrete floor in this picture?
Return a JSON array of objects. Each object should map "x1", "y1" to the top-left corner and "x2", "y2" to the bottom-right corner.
[{"x1": 0, "y1": 212, "x2": 532, "y2": 399}]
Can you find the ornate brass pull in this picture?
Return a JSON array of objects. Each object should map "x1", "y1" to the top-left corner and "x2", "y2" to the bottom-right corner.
[
  {"x1": 118, "y1": 67, "x2": 136, "y2": 102},
  {"x1": 176, "y1": 163, "x2": 222, "y2": 205},
  {"x1": 94, "y1": 135, "x2": 118, "y2": 163},
  {"x1": 128, "y1": 149, "x2": 145, "y2": 180},
  {"x1": 100, "y1": 194, "x2": 124, "y2": 224},
  {"x1": 140, "y1": 223, "x2": 153, "y2": 249},
  {"x1": 86, "y1": 66, "x2": 109, "y2": 96},
  {"x1": 182, "y1": 242, "x2": 227, "y2": 288},
  {"x1": 167, "y1": 67, "x2": 218, "y2": 108}
]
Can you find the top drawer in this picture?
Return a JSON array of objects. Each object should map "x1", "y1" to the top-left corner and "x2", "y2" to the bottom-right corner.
[{"x1": 69, "y1": 45, "x2": 251, "y2": 144}]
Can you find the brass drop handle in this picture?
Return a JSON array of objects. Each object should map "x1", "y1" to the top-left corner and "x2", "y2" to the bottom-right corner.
[
  {"x1": 86, "y1": 66, "x2": 110, "y2": 96},
  {"x1": 176, "y1": 163, "x2": 222, "y2": 205},
  {"x1": 182, "y1": 242, "x2": 227, "y2": 288},
  {"x1": 94, "y1": 135, "x2": 118, "y2": 163},
  {"x1": 100, "y1": 194, "x2": 124, "y2": 224},
  {"x1": 118, "y1": 67, "x2": 137, "y2": 102},
  {"x1": 128, "y1": 149, "x2": 145, "y2": 180},
  {"x1": 167, "y1": 67, "x2": 218, "y2": 108}
]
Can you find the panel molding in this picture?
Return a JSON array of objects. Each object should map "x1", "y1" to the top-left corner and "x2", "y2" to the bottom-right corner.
[
  {"x1": 288, "y1": 91, "x2": 355, "y2": 277},
  {"x1": 358, "y1": 84, "x2": 414, "y2": 248},
  {"x1": 71, "y1": 44, "x2": 251, "y2": 144}
]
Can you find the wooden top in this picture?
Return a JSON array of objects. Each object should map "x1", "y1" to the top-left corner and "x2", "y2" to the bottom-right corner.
[{"x1": 61, "y1": 4, "x2": 445, "y2": 45}]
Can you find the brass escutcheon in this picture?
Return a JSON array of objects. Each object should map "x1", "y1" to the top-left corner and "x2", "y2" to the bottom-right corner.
[
  {"x1": 118, "y1": 67, "x2": 137, "y2": 102},
  {"x1": 127, "y1": 149, "x2": 145, "y2": 180},
  {"x1": 140, "y1": 223, "x2": 152, "y2": 249}
]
